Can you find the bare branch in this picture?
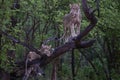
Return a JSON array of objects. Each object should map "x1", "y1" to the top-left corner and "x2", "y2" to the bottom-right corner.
[
  {"x1": 1, "y1": 31, "x2": 41, "y2": 55},
  {"x1": 75, "y1": 0, "x2": 97, "y2": 42}
]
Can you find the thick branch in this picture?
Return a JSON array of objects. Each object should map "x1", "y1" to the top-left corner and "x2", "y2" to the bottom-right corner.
[
  {"x1": 40, "y1": 40, "x2": 95, "y2": 66},
  {"x1": 75, "y1": 0, "x2": 97, "y2": 42},
  {"x1": 40, "y1": 42, "x2": 75, "y2": 66},
  {"x1": 25, "y1": 39, "x2": 96, "y2": 67}
]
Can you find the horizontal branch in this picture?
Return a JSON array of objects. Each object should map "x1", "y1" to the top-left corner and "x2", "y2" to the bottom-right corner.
[
  {"x1": 26, "y1": 39, "x2": 96, "y2": 67},
  {"x1": 40, "y1": 42, "x2": 75, "y2": 66}
]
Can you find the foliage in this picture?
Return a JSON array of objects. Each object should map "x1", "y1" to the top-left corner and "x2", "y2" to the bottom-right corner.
[{"x1": 0, "y1": 0, "x2": 120, "y2": 80}]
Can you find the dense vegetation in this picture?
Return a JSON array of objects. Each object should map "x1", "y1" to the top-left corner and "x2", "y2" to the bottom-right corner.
[{"x1": 0, "y1": 0, "x2": 120, "y2": 80}]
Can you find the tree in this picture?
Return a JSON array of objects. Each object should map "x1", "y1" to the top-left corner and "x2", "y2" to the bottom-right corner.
[{"x1": 1, "y1": 0, "x2": 120, "y2": 80}]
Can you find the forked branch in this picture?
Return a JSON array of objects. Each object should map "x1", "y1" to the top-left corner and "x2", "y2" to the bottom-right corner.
[{"x1": 33, "y1": 0, "x2": 98, "y2": 67}]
